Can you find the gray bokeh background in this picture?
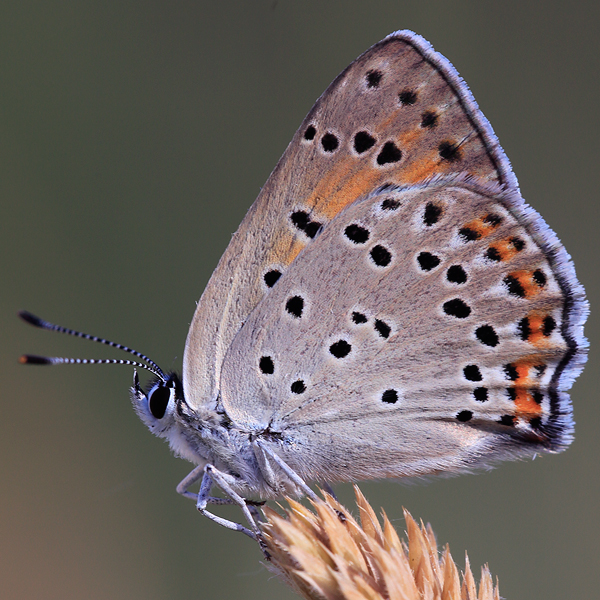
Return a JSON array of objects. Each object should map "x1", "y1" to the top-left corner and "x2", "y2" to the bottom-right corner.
[{"x1": 2, "y1": 2, "x2": 598, "y2": 599}]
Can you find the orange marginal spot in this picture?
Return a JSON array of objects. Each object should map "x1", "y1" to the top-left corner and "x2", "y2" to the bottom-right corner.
[
  {"x1": 507, "y1": 356, "x2": 546, "y2": 419},
  {"x1": 461, "y1": 214, "x2": 501, "y2": 239},
  {"x1": 506, "y1": 354, "x2": 548, "y2": 382},
  {"x1": 513, "y1": 389, "x2": 543, "y2": 418},
  {"x1": 521, "y1": 312, "x2": 553, "y2": 347},
  {"x1": 509, "y1": 360, "x2": 533, "y2": 385},
  {"x1": 507, "y1": 270, "x2": 545, "y2": 300},
  {"x1": 528, "y1": 313, "x2": 545, "y2": 346},
  {"x1": 488, "y1": 238, "x2": 522, "y2": 262}
]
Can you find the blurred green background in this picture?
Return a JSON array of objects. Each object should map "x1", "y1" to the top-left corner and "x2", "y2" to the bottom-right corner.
[{"x1": 2, "y1": 2, "x2": 598, "y2": 599}]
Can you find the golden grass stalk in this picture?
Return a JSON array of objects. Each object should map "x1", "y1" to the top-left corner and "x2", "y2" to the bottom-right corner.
[{"x1": 260, "y1": 486, "x2": 499, "y2": 600}]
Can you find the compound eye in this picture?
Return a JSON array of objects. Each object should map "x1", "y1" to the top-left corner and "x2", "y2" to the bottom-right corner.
[{"x1": 147, "y1": 384, "x2": 170, "y2": 419}]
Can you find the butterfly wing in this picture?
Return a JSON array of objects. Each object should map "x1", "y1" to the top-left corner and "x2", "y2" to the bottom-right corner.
[
  {"x1": 219, "y1": 181, "x2": 587, "y2": 482},
  {"x1": 183, "y1": 30, "x2": 518, "y2": 411}
]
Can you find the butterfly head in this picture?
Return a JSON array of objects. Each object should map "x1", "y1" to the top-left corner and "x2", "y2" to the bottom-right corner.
[{"x1": 131, "y1": 370, "x2": 184, "y2": 437}]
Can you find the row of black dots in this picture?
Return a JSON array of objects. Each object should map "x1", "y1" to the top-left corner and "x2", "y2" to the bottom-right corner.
[
  {"x1": 305, "y1": 121, "x2": 459, "y2": 165},
  {"x1": 412, "y1": 195, "x2": 470, "y2": 287},
  {"x1": 263, "y1": 260, "x2": 436, "y2": 289},
  {"x1": 417, "y1": 251, "x2": 468, "y2": 284},
  {"x1": 343, "y1": 231, "x2": 472, "y2": 310},
  {"x1": 365, "y1": 69, "x2": 463, "y2": 162},
  {"x1": 467, "y1": 320, "x2": 554, "y2": 350},
  {"x1": 289, "y1": 210, "x2": 323, "y2": 239},
  {"x1": 370, "y1": 59, "x2": 462, "y2": 143},
  {"x1": 416, "y1": 235, "x2": 468, "y2": 285},
  {"x1": 398, "y1": 90, "x2": 441, "y2": 128},
  {"x1": 304, "y1": 124, "x2": 402, "y2": 165},
  {"x1": 455, "y1": 411, "x2": 538, "y2": 429},
  {"x1": 258, "y1": 355, "x2": 307, "y2": 395},
  {"x1": 351, "y1": 311, "x2": 391, "y2": 339},
  {"x1": 257, "y1": 352, "x2": 401, "y2": 407},
  {"x1": 427, "y1": 316, "x2": 496, "y2": 346},
  {"x1": 457, "y1": 362, "x2": 546, "y2": 426},
  {"x1": 260, "y1": 288, "x2": 357, "y2": 377},
  {"x1": 306, "y1": 64, "x2": 396, "y2": 161},
  {"x1": 464, "y1": 361, "x2": 547, "y2": 382},
  {"x1": 462, "y1": 364, "x2": 488, "y2": 402},
  {"x1": 399, "y1": 87, "x2": 463, "y2": 160},
  {"x1": 341, "y1": 220, "x2": 393, "y2": 268}
]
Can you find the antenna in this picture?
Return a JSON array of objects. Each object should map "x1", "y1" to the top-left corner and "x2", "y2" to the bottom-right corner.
[{"x1": 18, "y1": 311, "x2": 166, "y2": 381}]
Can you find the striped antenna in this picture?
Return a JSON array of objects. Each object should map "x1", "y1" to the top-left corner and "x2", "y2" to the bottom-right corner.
[{"x1": 18, "y1": 311, "x2": 166, "y2": 381}]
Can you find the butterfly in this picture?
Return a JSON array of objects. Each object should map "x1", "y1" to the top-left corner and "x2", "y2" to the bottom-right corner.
[{"x1": 21, "y1": 30, "x2": 588, "y2": 540}]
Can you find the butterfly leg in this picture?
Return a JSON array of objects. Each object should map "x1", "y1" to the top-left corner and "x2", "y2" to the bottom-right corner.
[
  {"x1": 176, "y1": 464, "x2": 260, "y2": 540},
  {"x1": 255, "y1": 440, "x2": 319, "y2": 502},
  {"x1": 255, "y1": 444, "x2": 349, "y2": 524},
  {"x1": 200, "y1": 466, "x2": 273, "y2": 557},
  {"x1": 176, "y1": 464, "x2": 235, "y2": 505}
]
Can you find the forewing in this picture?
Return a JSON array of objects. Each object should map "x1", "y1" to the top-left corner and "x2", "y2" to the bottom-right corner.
[{"x1": 183, "y1": 31, "x2": 516, "y2": 410}]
